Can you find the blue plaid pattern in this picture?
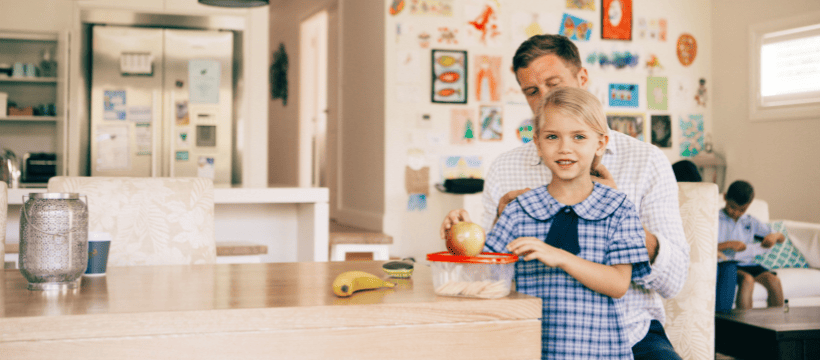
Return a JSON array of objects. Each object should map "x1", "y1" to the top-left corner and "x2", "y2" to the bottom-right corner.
[
  {"x1": 487, "y1": 183, "x2": 651, "y2": 360},
  {"x1": 718, "y1": 210, "x2": 772, "y2": 266},
  {"x1": 481, "y1": 130, "x2": 689, "y2": 346}
]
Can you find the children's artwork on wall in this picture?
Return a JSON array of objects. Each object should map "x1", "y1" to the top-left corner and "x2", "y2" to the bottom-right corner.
[
  {"x1": 608, "y1": 83, "x2": 639, "y2": 107},
  {"x1": 680, "y1": 114, "x2": 704, "y2": 157},
  {"x1": 410, "y1": 0, "x2": 453, "y2": 16},
  {"x1": 652, "y1": 19, "x2": 667, "y2": 41},
  {"x1": 397, "y1": 49, "x2": 421, "y2": 84},
  {"x1": 465, "y1": 0, "x2": 502, "y2": 46},
  {"x1": 506, "y1": 103, "x2": 533, "y2": 143},
  {"x1": 566, "y1": 0, "x2": 595, "y2": 11},
  {"x1": 637, "y1": 18, "x2": 647, "y2": 39},
  {"x1": 475, "y1": 55, "x2": 501, "y2": 102},
  {"x1": 607, "y1": 112, "x2": 645, "y2": 141},
  {"x1": 450, "y1": 108, "x2": 476, "y2": 144},
  {"x1": 407, "y1": 194, "x2": 427, "y2": 211},
  {"x1": 437, "y1": 27, "x2": 459, "y2": 44},
  {"x1": 517, "y1": 118, "x2": 534, "y2": 143},
  {"x1": 588, "y1": 51, "x2": 639, "y2": 70},
  {"x1": 406, "y1": 148, "x2": 430, "y2": 195},
  {"x1": 647, "y1": 77, "x2": 668, "y2": 110},
  {"x1": 389, "y1": 0, "x2": 405, "y2": 16},
  {"x1": 559, "y1": 13, "x2": 593, "y2": 42},
  {"x1": 672, "y1": 77, "x2": 694, "y2": 108},
  {"x1": 432, "y1": 50, "x2": 467, "y2": 104},
  {"x1": 440, "y1": 155, "x2": 482, "y2": 180},
  {"x1": 418, "y1": 32, "x2": 432, "y2": 48},
  {"x1": 510, "y1": 12, "x2": 556, "y2": 48},
  {"x1": 695, "y1": 78, "x2": 707, "y2": 107},
  {"x1": 645, "y1": 54, "x2": 663, "y2": 75},
  {"x1": 677, "y1": 33, "x2": 697, "y2": 66},
  {"x1": 479, "y1": 105, "x2": 503, "y2": 141},
  {"x1": 602, "y1": 0, "x2": 632, "y2": 40},
  {"x1": 650, "y1": 115, "x2": 671, "y2": 148}
]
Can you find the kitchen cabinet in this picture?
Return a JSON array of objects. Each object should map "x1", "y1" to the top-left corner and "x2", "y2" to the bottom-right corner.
[{"x1": 0, "y1": 31, "x2": 68, "y2": 181}]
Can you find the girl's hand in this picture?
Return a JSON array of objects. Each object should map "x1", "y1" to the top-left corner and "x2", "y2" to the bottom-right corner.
[{"x1": 507, "y1": 237, "x2": 570, "y2": 268}]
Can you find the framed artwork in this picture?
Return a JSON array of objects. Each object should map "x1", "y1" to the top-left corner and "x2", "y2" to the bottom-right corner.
[
  {"x1": 607, "y1": 112, "x2": 645, "y2": 141},
  {"x1": 479, "y1": 105, "x2": 503, "y2": 141},
  {"x1": 602, "y1": 0, "x2": 632, "y2": 40},
  {"x1": 608, "y1": 83, "x2": 639, "y2": 107},
  {"x1": 432, "y1": 49, "x2": 467, "y2": 104},
  {"x1": 650, "y1": 115, "x2": 671, "y2": 148}
]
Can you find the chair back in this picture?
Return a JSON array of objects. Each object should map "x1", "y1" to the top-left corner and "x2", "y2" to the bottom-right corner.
[
  {"x1": 47, "y1": 177, "x2": 216, "y2": 266},
  {"x1": 662, "y1": 182, "x2": 719, "y2": 360}
]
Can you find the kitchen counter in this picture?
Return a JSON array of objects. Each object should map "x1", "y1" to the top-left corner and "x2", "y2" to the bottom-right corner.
[
  {"x1": 0, "y1": 261, "x2": 542, "y2": 360},
  {"x1": 5, "y1": 186, "x2": 329, "y2": 263}
]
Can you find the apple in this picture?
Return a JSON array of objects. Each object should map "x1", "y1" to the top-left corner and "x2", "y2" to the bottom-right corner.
[{"x1": 446, "y1": 222, "x2": 486, "y2": 257}]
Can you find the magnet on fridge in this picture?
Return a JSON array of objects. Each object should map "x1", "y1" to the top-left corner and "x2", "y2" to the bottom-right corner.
[{"x1": 176, "y1": 151, "x2": 189, "y2": 161}]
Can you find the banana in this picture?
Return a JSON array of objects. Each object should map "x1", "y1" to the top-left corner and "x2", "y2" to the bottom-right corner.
[{"x1": 332, "y1": 270, "x2": 396, "y2": 297}]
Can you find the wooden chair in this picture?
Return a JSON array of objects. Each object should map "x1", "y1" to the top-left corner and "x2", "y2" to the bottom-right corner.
[
  {"x1": 663, "y1": 182, "x2": 720, "y2": 360},
  {"x1": 47, "y1": 177, "x2": 216, "y2": 266}
]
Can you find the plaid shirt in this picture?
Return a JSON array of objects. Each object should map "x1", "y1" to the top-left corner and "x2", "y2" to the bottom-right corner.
[
  {"x1": 718, "y1": 210, "x2": 772, "y2": 266},
  {"x1": 486, "y1": 183, "x2": 651, "y2": 360},
  {"x1": 481, "y1": 130, "x2": 689, "y2": 346}
]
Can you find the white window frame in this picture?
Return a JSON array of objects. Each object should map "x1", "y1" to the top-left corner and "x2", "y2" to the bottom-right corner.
[{"x1": 749, "y1": 11, "x2": 820, "y2": 122}]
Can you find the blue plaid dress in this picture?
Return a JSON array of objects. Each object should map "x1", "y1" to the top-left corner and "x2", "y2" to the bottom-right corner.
[{"x1": 486, "y1": 183, "x2": 651, "y2": 360}]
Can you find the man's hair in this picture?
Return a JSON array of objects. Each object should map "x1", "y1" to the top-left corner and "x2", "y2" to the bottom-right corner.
[
  {"x1": 534, "y1": 87, "x2": 607, "y2": 139},
  {"x1": 512, "y1": 34, "x2": 582, "y2": 75},
  {"x1": 726, "y1": 180, "x2": 755, "y2": 206}
]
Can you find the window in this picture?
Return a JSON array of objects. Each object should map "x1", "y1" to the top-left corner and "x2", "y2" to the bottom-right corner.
[{"x1": 750, "y1": 13, "x2": 820, "y2": 121}]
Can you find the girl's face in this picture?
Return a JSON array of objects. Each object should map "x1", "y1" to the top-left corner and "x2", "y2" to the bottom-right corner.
[{"x1": 534, "y1": 108, "x2": 608, "y2": 184}]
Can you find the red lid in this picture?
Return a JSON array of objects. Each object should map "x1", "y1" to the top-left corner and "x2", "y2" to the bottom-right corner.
[{"x1": 426, "y1": 251, "x2": 518, "y2": 264}]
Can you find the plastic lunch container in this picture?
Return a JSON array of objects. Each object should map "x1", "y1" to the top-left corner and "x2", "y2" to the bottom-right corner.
[{"x1": 426, "y1": 251, "x2": 518, "y2": 299}]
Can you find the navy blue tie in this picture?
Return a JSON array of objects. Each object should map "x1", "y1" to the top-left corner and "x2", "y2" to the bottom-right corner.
[{"x1": 545, "y1": 206, "x2": 580, "y2": 255}]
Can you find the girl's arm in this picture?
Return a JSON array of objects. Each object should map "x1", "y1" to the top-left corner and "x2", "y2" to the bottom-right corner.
[{"x1": 506, "y1": 238, "x2": 632, "y2": 298}]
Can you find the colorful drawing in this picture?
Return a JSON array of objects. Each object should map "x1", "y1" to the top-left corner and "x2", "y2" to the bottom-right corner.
[
  {"x1": 566, "y1": 0, "x2": 595, "y2": 10},
  {"x1": 658, "y1": 19, "x2": 667, "y2": 41},
  {"x1": 466, "y1": 2, "x2": 501, "y2": 46},
  {"x1": 517, "y1": 118, "x2": 534, "y2": 143},
  {"x1": 406, "y1": 149, "x2": 430, "y2": 195},
  {"x1": 438, "y1": 27, "x2": 458, "y2": 44},
  {"x1": 441, "y1": 155, "x2": 482, "y2": 180},
  {"x1": 602, "y1": 0, "x2": 632, "y2": 40},
  {"x1": 645, "y1": 54, "x2": 663, "y2": 75},
  {"x1": 608, "y1": 83, "x2": 639, "y2": 107},
  {"x1": 607, "y1": 113, "x2": 645, "y2": 141},
  {"x1": 559, "y1": 13, "x2": 593, "y2": 41},
  {"x1": 410, "y1": 0, "x2": 453, "y2": 16},
  {"x1": 647, "y1": 77, "x2": 668, "y2": 111},
  {"x1": 588, "y1": 51, "x2": 639, "y2": 69},
  {"x1": 651, "y1": 115, "x2": 671, "y2": 148},
  {"x1": 450, "y1": 108, "x2": 476, "y2": 144},
  {"x1": 407, "y1": 194, "x2": 427, "y2": 211},
  {"x1": 511, "y1": 11, "x2": 556, "y2": 45},
  {"x1": 418, "y1": 32, "x2": 431, "y2": 48},
  {"x1": 479, "y1": 106, "x2": 503, "y2": 141},
  {"x1": 475, "y1": 55, "x2": 501, "y2": 102},
  {"x1": 695, "y1": 78, "x2": 707, "y2": 107},
  {"x1": 680, "y1": 114, "x2": 704, "y2": 157},
  {"x1": 677, "y1": 34, "x2": 697, "y2": 66},
  {"x1": 432, "y1": 50, "x2": 467, "y2": 104},
  {"x1": 389, "y1": 0, "x2": 405, "y2": 15}
]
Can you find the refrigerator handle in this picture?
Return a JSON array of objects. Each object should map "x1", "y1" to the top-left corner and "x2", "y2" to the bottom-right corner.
[{"x1": 152, "y1": 90, "x2": 161, "y2": 177}]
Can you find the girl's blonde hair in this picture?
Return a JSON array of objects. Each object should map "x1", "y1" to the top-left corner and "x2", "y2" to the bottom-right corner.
[{"x1": 533, "y1": 87, "x2": 608, "y2": 137}]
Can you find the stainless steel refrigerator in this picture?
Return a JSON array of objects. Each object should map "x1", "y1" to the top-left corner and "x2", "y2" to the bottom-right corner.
[{"x1": 90, "y1": 25, "x2": 233, "y2": 184}]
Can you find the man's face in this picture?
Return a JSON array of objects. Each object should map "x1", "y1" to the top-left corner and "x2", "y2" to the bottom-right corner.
[
  {"x1": 724, "y1": 197, "x2": 751, "y2": 221},
  {"x1": 515, "y1": 54, "x2": 589, "y2": 113}
]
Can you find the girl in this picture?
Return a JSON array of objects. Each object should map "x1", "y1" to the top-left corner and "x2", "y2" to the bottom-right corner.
[{"x1": 486, "y1": 87, "x2": 651, "y2": 360}]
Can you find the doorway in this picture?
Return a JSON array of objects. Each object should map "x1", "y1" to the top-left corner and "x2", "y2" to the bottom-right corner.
[{"x1": 299, "y1": 9, "x2": 328, "y2": 189}]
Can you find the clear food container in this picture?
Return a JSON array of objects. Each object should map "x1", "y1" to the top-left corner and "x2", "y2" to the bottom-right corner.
[{"x1": 426, "y1": 251, "x2": 518, "y2": 299}]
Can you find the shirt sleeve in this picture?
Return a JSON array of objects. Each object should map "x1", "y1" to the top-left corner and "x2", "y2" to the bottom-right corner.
[
  {"x1": 631, "y1": 149, "x2": 689, "y2": 299},
  {"x1": 481, "y1": 159, "x2": 504, "y2": 231},
  {"x1": 484, "y1": 201, "x2": 522, "y2": 254},
  {"x1": 606, "y1": 199, "x2": 651, "y2": 280}
]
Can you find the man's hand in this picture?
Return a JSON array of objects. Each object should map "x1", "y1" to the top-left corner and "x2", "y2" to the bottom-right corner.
[
  {"x1": 440, "y1": 209, "x2": 472, "y2": 239},
  {"x1": 644, "y1": 228, "x2": 659, "y2": 263},
  {"x1": 719, "y1": 240, "x2": 747, "y2": 252},
  {"x1": 590, "y1": 163, "x2": 617, "y2": 189},
  {"x1": 497, "y1": 188, "x2": 531, "y2": 217},
  {"x1": 761, "y1": 233, "x2": 786, "y2": 249}
]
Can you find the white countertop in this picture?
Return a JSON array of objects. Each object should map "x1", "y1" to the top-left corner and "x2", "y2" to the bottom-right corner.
[{"x1": 6, "y1": 186, "x2": 328, "y2": 205}]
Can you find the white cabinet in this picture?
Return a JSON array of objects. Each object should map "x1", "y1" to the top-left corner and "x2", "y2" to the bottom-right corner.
[{"x1": 0, "y1": 31, "x2": 68, "y2": 181}]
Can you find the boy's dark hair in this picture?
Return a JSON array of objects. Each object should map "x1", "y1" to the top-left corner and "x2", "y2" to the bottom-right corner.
[
  {"x1": 512, "y1": 35, "x2": 582, "y2": 76},
  {"x1": 726, "y1": 180, "x2": 755, "y2": 206},
  {"x1": 672, "y1": 160, "x2": 702, "y2": 182}
]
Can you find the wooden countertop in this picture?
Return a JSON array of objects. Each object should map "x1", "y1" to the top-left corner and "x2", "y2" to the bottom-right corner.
[
  {"x1": 0, "y1": 261, "x2": 542, "y2": 360},
  {"x1": 7, "y1": 242, "x2": 267, "y2": 257},
  {"x1": 6, "y1": 186, "x2": 329, "y2": 205}
]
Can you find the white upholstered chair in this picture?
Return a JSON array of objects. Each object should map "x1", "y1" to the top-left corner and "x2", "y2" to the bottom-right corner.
[
  {"x1": 662, "y1": 182, "x2": 719, "y2": 360},
  {"x1": 1, "y1": 182, "x2": 6, "y2": 267},
  {"x1": 47, "y1": 177, "x2": 216, "y2": 266}
]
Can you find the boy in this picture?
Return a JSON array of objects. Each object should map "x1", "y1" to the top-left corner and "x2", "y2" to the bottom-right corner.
[{"x1": 718, "y1": 180, "x2": 786, "y2": 309}]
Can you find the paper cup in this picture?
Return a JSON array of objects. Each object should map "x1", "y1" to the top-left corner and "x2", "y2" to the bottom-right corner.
[{"x1": 85, "y1": 231, "x2": 111, "y2": 276}]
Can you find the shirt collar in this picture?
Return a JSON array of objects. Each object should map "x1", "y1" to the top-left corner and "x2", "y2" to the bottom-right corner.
[
  {"x1": 515, "y1": 182, "x2": 626, "y2": 221},
  {"x1": 524, "y1": 129, "x2": 619, "y2": 167}
]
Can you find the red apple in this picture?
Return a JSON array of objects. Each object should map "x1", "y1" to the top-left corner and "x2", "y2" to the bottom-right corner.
[{"x1": 446, "y1": 222, "x2": 486, "y2": 257}]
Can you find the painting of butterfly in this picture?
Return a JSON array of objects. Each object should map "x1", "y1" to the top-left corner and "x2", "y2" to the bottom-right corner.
[
  {"x1": 432, "y1": 49, "x2": 468, "y2": 104},
  {"x1": 559, "y1": 13, "x2": 593, "y2": 42}
]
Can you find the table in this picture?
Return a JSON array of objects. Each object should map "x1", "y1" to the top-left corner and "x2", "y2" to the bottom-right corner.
[
  {"x1": 715, "y1": 307, "x2": 820, "y2": 360},
  {"x1": 0, "y1": 261, "x2": 542, "y2": 360}
]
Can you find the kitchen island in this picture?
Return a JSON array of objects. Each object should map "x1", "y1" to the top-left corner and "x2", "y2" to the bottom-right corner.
[{"x1": 0, "y1": 261, "x2": 542, "y2": 360}]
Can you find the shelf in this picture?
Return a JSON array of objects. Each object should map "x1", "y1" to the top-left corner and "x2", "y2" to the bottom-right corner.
[
  {"x1": 0, "y1": 77, "x2": 57, "y2": 83},
  {"x1": 0, "y1": 116, "x2": 59, "y2": 122}
]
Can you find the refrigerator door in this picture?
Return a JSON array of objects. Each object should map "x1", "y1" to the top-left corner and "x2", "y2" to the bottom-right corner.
[
  {"x1": 163, "y1": 29, "x2": 233, "y2": 185},
  {"x1": 91, "y1": 26, "x2": 163, "y2": 177}
]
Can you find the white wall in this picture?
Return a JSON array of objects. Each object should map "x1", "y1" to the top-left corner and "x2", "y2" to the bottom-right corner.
[
  {"x1": 712, "y1": 0, "x2": 820, "y2": 223},
  {"x1": 383, "y1": 0, "x2": 713, "y2": 260}
]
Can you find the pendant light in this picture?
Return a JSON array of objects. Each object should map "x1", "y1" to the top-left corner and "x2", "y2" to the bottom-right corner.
[{"x1": 198, "y1": 0, "x2": 269, "y2": 7}]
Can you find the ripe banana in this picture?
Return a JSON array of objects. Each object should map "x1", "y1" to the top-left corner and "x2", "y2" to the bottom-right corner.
[{"x1": 332, "y1": 271, "x2": 395, "y2": 297}]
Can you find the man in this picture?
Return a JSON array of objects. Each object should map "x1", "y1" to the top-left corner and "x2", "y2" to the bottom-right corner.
[{"x1": 440, "y1": 35, "x2": 688, "y2": 359}]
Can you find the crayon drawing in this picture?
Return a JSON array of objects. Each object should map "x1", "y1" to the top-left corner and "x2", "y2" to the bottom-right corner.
[
  {"x1": 559, "y1": 13, "x2": 593, "y2": 41},
  {"x1": 479, "y1": 105, "x2": 503, "y2": 141},
  {"x1": 608, "y1": 83, "x2": 639, "y2": 107},
  {"x1": 450, "y1": 108, "x2": 476, "y2": 145},
  {"x1": 475, "y1": 55, "x2": 501, "y2": 102},
  {"x1": 465, "y1": 1, "x2": 501, "y2": 46},
  {"x1": 602, "y1": 0, "x2": 632, "y2": 40},
  {"x1": 440, "y1": 155, "x2": 482, "y2": 180}
]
